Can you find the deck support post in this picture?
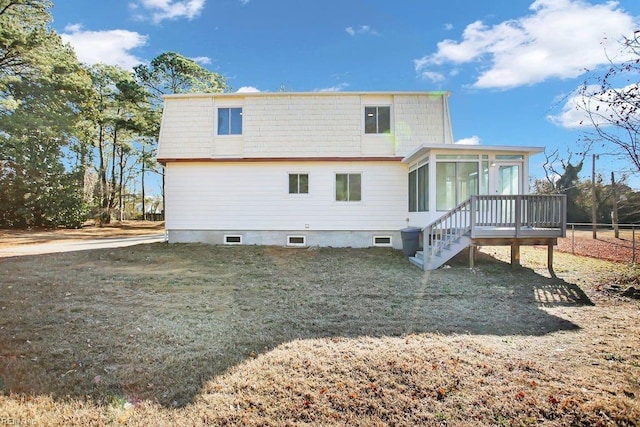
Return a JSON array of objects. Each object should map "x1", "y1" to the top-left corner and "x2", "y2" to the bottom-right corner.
[
  {"x1": 469, "y1": 245, "x2": 475, "y2": 268},
  {"x1": 511, "y1": 243, "x2": 520, "y2": 267},
  {"x1": 547, "y1": 244, "x2": 555, "y2": 276}
]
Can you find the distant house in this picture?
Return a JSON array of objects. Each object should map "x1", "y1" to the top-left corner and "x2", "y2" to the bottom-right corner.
[{"x1": 157, "y1": 91, "x2": 565, "y2": 270}]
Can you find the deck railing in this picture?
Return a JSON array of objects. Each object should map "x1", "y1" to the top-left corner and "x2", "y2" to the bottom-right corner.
[
  {"x1": 423, "y1": 194, "x2": 567, "y2": 259},
  {"x1": 470, "y1": 195, "x2": 566, "y2": 237}
]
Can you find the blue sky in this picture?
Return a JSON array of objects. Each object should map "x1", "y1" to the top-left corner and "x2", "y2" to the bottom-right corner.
[{"x1": 51, "y1": 0, "x2": 640, "y2": 190}]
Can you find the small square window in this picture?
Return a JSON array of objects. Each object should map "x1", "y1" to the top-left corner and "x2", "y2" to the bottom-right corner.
[
  {"x1": 289, "y1": 173, "x2": 309, "y2": 194},
  {"x1": 336, "y1": 173, "x2": 361, "y2": 201},
  {"x1": 218, "y1": 107, "x2": 242, "y2": 135},
  {"x1": 364, "y1": 106, "x2": 391, "y2": 134}
]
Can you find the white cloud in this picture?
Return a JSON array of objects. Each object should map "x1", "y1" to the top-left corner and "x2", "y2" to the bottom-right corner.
[
  {"x1": 131, "y1": 0, "x2": 206, "y2": 24},
  {"x1": 345, "y1": 25, "x2": 379, "y2": 36},
  {"x1": 454, "y1": 136, "x2": 481, "y2": 145},
  {"x1": 237, "y1": 86, "x2": 260, "y2": 93},
  {"x1": 548, "y1": 83, "x2": 640, "y2": 128},
  {"x1": 444, "y1": 23, "x2": 454, "y2": 31},
  {"x1": 190, "y1": 56, "x2": 211, "y2": 65},
  {"x1": 61, "y1": 24, "x2": 147, "y2": 69},
  {"x1": 240, "y1": 0, "x2": 250, "y2": 5},
  {"x1": 419, "y1": 71, "x2": 446, "y2": 83},
  {"x1": 314, "y1": 82, "x2": 350, "y2": 92},
  {"x1": 414, "y1": 0, "x2": 638, "y2": 89}
]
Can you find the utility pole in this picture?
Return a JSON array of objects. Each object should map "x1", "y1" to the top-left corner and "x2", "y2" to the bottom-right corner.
[
  {"x1": 592, "y1": 154, "x2": 598, "y2": 239},
  {"x1": 611, "y1": 171, "x2": 619, "y2": 239}
]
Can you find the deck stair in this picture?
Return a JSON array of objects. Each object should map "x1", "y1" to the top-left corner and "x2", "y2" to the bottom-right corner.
[{"x1": 408, "y1": 195, "x2": 567, "y2": 270}]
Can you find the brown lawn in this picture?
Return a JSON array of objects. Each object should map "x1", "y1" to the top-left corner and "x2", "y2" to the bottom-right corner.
[{"x1": 0, "y1": 229, "x2": 638, "y2": 425}]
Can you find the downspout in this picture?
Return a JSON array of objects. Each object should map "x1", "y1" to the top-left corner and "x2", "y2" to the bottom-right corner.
[{"x1": 443, "y1": 93, "x2": 453, "y2": 144}]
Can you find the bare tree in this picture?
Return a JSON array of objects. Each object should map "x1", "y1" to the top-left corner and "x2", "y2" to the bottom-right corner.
[{"x1": 577, "y1": 32, "x2": 640, "y2": 172}]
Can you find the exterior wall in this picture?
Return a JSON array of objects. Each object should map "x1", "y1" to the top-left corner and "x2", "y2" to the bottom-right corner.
[
  {"x1": 393, "y1": 94, "x2": 453, "y2": 155},
  {"x1": 157, "y1": 97, "x2": 213, "y2": 159},
  {"x1": 165, "y1": 160, "x2": 409, "y2": 247},
  {"x1": 243, "y1": 95, "x2": 362, "y2": 157},
  {"x1": 157, "y1": 92, "x2": 452, "y2": 160}
]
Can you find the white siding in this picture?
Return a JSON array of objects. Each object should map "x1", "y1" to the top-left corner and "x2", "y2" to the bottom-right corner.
[
  {"x1": 242, "y1": 95, "x2": 362, "y2": 157},
  {"x1": 157, "y1": 97, "x2": 214, "y2": 159},
  {"x1": 157, "y1": 92, "x2": 453, "y2": 160},
  {"x1": 394, "y1": 94, "x2": 452, "y2": 156},
  {"x1": 165, "y1": 161, "x2": 408, "y2": 231}
]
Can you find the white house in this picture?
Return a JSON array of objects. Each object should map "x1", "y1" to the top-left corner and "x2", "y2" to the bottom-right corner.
[{"x1": 157, "y1": 91, "x2": 565, "y2": 270}]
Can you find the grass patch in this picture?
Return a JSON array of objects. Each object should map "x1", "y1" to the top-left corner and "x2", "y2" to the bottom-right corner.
[{"x1": 0, "y1": 244, "x2": 638, "y2": 425}]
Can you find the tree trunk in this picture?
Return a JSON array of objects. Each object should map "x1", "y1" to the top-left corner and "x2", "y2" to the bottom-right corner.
[
  {"x1": 141, "y1": 144, "x2": 146, "y2": 221},
  {"x1": 611, "y1": 172, "x2": 619, "y2": 239},
  {"x1": 109, "y1": 125, "x2": 118, "y2": 216}
]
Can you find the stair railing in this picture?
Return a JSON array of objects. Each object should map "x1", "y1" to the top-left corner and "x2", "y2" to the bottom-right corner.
[{"x1": 423, "y1": 197, "x2": 473, "y2": 263}]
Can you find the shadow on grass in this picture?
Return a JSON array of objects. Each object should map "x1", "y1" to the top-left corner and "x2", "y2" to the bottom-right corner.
[{"x1": 0, "y1": 244, "x2": 592, "y2": 407}]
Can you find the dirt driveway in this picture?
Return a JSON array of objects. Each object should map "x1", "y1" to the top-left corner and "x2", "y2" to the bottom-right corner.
[{"x1": 0, "y1": 221, "x2": 165, "y2": 257}]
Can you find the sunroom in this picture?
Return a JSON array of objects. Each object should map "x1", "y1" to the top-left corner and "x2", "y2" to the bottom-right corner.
[{"x1": 401, "y1": 144, "x2": 567, "y2": 270}]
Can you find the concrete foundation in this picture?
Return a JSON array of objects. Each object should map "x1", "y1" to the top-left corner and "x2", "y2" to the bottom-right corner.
[{"x1": 167, "y1": 229, "x2": 403, "y2": 250}]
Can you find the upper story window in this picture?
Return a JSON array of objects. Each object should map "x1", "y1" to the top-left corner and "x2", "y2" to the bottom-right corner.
[
  {"x1": 218, "y1": 107, "x2": 243, "y2": 135},
  {"x1": 364, "y1": 106, "x2": 391, "y2": 134}
]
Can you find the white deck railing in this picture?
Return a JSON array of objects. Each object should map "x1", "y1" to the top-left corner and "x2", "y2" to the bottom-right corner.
[
  {"x1": 471, "y1": 195, "x2": 567, "y2": 237},
  {"x1": 423, "y1": 195, "x2": 567, "y2": 258}
]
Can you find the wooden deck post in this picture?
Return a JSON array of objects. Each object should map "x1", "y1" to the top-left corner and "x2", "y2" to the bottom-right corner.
[
  {"x1": 511, "y1": 243, "x2": 520, "y2": 267},
  {"x1": 469, "y1": 245, "x2": 475, "y2": 268},
  {"x1": 547, "y1": 243, "x2": 555, "y2": 276}
]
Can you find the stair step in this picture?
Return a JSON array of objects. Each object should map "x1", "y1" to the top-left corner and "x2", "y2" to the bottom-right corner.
[
  {"x1": 409, "y1": 235, "x2": 472, "y2": 270},
  {"x1": 408, "y1": 256, "x2": 423, "y2": 269}
]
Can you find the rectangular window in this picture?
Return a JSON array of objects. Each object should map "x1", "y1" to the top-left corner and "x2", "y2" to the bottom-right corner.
[
  {"x1": 408, "y1": 164, "x2": 428, "y2": 212},
  {"x1": 336, "y1": 173, "x2": 361, "y2": 201},
  {"x1": 217, "y1": 107, "x2": 242, "y2": 135},
  {"x1": 287, "y1": 236, "x2": 307, "y2": 247},
  {"x1": 288, "y1": 173, "x2": 309, "y2": 194},
  {"x1": 417, "y1": 164, "x2": 428, "y2": 211},
  {"x1": 373, "y1": 236, "x2": 393, "y2": 247},
  {"x1": 408, "y1": 170, "x2": 417, "y2": 212},
  {"x1": 224, "y1": 235, "x2": 243, "y2": 245},
  {"x1": 436, "y1": 162, "x2": 479, "y2": 210},
  {"x1": 364, "y1": 106, "x2": 391, "y2": 134}
]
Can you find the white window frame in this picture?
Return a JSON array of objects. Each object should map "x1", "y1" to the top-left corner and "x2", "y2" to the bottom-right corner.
[
  {"x1": 224, "y1": 235, "x2": 243, "y2": 245},
  {"x1": 408, "y1": 157, "x2": 429, "y2": 212},
  {"x1": 287, "y1": 235, "x2": 307, "y2": 247},
  {"x1": 373, "y1": 236, "x2": 393, "y2": 247},
  {"x1": 288, "y1": 172, "x2": 309, "y2": 195},
  {"x1": 217, "y1": 107, "x2": 243, "y2": 136},
  {"x1": 363, "y1": 105, "x2": 392, "y2": 134},
  {"x1": 334, "y1": 172, "x2": 363, "y2": 202}
]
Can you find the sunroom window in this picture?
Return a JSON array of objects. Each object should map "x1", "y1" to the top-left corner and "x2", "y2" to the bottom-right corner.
[
  {"x1": 408, "y1": 163, "x2": 428, "y2": 212},
  {"x1": 436, "y1": 162, "x2": 478, "y2": 211}
]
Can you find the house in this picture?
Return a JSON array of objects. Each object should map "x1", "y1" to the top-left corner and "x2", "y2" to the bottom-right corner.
[{"x1": 157, "y1": 91, "x2": 566, "y2": 270}]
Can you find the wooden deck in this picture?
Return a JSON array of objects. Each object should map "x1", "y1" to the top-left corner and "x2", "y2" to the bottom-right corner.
[{"x1": 410, "y1": 195, "x2": 567, "y2": 271}]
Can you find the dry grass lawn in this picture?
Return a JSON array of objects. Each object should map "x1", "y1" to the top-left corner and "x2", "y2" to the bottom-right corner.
[{"x1": 0, "y1": 240, "x2": 638, "y2": 425}]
